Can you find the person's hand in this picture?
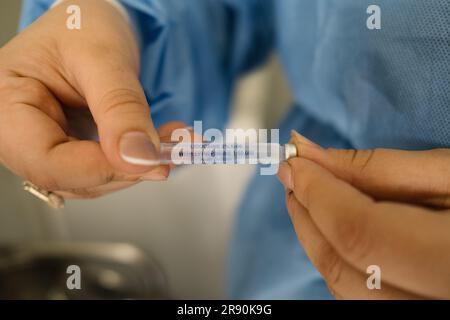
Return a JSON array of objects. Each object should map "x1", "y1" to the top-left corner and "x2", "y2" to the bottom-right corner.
[
  {"x1": 277, "y1": 131, "x2": 450, "y2": 299},
  {"x1": 285, "y1": 131, "x2": 450, "y2": 208},
  {"x1": 0, "y1": 0, "x2": 174, "y2": 199}
]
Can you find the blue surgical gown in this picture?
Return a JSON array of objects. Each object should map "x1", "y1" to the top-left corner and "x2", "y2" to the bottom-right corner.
[{"x1": 20, "y1": 0, "x2": 450, "y2": 299}]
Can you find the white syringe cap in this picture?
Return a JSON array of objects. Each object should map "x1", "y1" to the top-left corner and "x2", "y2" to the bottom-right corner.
[{"x1": 284, "y1": 144, "x2": 298, "y2": 160}]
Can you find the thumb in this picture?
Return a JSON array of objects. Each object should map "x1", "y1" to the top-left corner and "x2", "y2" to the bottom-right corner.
[
  {"x1": 75, "y1": 58, "x2": 161, "y2": 174},
  {"x1": 289, "y1": 130, "x2": 450, "y2": 206}
]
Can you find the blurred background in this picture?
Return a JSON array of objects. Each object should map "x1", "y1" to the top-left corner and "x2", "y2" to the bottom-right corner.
[{"x1": 0, "y1": 0, "x2": 290, "y2": 299}]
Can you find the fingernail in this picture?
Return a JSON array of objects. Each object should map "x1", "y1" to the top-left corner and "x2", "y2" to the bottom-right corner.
[
  {"x1": 277, "y1": 162, "x2": 294, "y2": 191},
  {"x1": 291, "y1": 130, "x2": 321, "y2": 148},
  {"x1": 120, "y1": 132, "x2": 160, "y2": 166}
]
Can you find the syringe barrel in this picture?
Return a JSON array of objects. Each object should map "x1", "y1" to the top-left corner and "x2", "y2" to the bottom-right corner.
[{"x1": 157, "y1": 143, "x2": 297, "y2": 165}]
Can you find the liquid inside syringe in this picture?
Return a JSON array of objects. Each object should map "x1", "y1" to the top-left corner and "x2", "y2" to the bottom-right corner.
[{"x1": 148, "y1": 143, "x2": 298, "y2": 165}]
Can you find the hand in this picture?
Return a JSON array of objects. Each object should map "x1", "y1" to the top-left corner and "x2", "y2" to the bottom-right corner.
[
  {"x1": 287, "y1": 131, "x2": 450, "y2": 208},
  {"x1": 0, "y1": 0, "x2": 172, "y2": 199},
  {"x1": 277, "y1": 131, "x2": 450, "y2": 299}
]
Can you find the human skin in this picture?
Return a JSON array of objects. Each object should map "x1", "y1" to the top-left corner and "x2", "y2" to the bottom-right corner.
[
  {"x1": 0, "y1": 0, "x2": 183, "y2": 199},
  {"x1": 278, "y1": 131, "x2": 450, "y2": 299}
]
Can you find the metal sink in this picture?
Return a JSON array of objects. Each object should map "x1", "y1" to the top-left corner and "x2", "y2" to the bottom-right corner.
[{"x1": 0, "y1": 242, "x2": 168, "y2": 299}]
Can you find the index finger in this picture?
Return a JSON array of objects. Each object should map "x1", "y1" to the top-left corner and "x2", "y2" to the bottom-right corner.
[
  {"x1": 290, "y1": 131, "x2": 450, "y2": 208},
  {"x1": 0, "y1": 103, "x2": 133, "y2": 191}
]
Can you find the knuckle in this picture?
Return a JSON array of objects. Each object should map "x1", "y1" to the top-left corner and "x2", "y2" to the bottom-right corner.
[
  {"x1": 19, "y1": 78, "x2": 49, "y2": 106},
  {"x1": 98, "y1": 88, "x2": 147, "y2": 118},
  {"x1": 351, "y1": 149, "x2": 376, "y2": 172},
  {"x1": 327, "y1": 148, "x2": 377, "y2": 184}
]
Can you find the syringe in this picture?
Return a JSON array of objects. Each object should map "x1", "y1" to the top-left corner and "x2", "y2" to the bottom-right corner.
[{"x1": 123, "y1": 143, "x2": 298, "y2": 166}]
